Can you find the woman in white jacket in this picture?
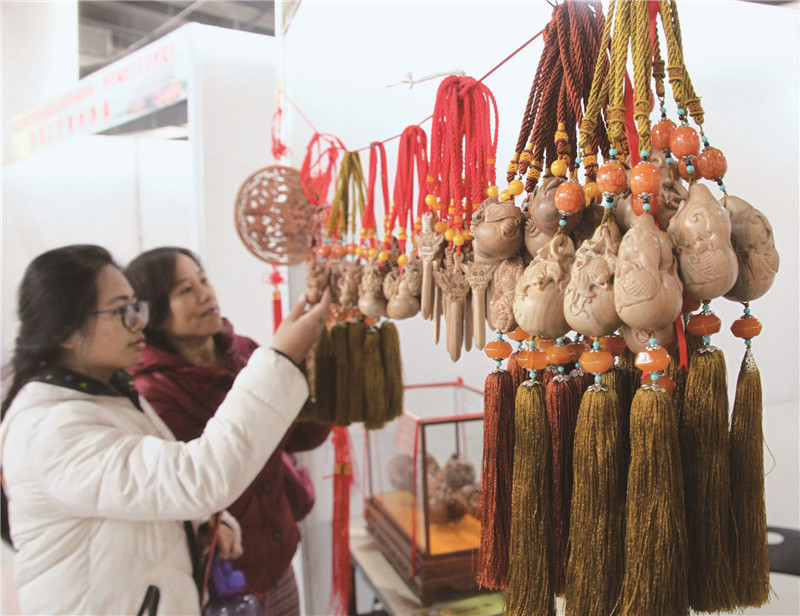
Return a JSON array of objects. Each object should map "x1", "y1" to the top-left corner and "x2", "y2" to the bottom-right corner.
[{"x1": 0, "y1": 244, "x2": 331, "y2": 615}]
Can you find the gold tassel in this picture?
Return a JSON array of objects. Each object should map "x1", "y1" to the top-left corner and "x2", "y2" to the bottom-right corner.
[
  {"x1": 566, "y1": 385, "x2": 625, "y2": 616},
  {"x1": 729, "y1": 348, "x2": 770, "y2": 607},
  {"x1": 346, "y1": 321, "x2": 366, "y2": 424},
  {"x1": 681, "y1": 346, "x2": 736, "y2": 612},
  {"x1": 380, "y1": 321, "x2": 404, "y2": 421},
  {"x1": 331, "y1": 323, "x2": 351, "y2": 426},
  {"x1": 362, "y1": 326, "x2": 387, "y2": 430},
  {"x1": 477, "y1": 368, "x2": 515, "y2": 589},
  {"x1": 305, "y1": 326, "x2": 335, "y2": 423},
  {"x1": 505, "y1": 380, "x2": 555, "y2": 616},
  {"x1": 620, "y1": 386, "x2": 689, "y2": 615}
]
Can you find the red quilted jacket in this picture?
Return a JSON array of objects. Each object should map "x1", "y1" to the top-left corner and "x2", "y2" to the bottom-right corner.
[{"x1": 128, "y1": 319, "x2": 331, "y2": 592}]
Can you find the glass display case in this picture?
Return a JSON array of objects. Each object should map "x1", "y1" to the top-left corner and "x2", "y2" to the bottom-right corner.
[{"x1": 364, "y1": 380, "x2": 484, "y2": 604}]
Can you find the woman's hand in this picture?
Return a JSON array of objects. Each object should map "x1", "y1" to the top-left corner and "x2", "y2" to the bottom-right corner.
[
  {"x1": 273, "y1": 289, "x2": 332, "y2": 365},
  {"x1": 213, "y1": 523, "x2": 244, "y2": 561}
]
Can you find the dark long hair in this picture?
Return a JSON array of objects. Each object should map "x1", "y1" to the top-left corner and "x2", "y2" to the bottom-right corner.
[
  {"x1": 1, "y1": 244, "x2": 117, "y2": 548},
  {"x1": 124, "y1": 247, "x2": 203, "y2": 353}
]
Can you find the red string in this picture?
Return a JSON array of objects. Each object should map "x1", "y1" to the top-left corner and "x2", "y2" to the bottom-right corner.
[
  {"x1": 271, "y1": 93, "x2": 291, "y2": 163},
  {"x1": 365, "y1": 142, "x2": 390, "y2": 248},
  {"x1": 299, "y1": 132, "x2": 346, "y2": 206},
  {"x1": 392, "y1": 125, "x2": 429, "y2": 255}
]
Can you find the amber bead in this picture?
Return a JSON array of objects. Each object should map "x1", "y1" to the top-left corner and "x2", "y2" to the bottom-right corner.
[
  {"x1": 641, "y1": 372, "x2": 676, "y2": 395},
  {"x1": 555, "y1": 181, "x2": 586, "y2": 215},
  {"x1": 551, "y1": 159, "x2": 569, "y2": 177},
  {"x1": 600, "y1": 335, "x2": 628, "y2": 356},
  {"x1": 569, "y1": 341, "x2": 588, "y2": 361},
  {"x1": 509, "y1": 179, "x2": 525, "y2": 196},
  {"x1": 507, "y1": 326, "x2": 531, "y2": 342},
  {"x1": 345, "y1": 243, "x2": 358, "y2": 255},
  {"x1": 631, "y1": 192, "x2": 662, "y2": 217},
  {"x1": 596, "y1": 162, "x2": 628, "y2": 194},
  {"x1": 536, "y1": 338, "x2": 557, "y2": 351},
  {"x1": 317, "y1": 244, "x2": 332, "y2": 258},
  {"x1": 545, "y1": 344, "x2": 574, "y2": 365},
  {"x1": 425, "y1": 193, "x2": 438, "y2": 207},
  {"x1": 434, "y1": 221, "x2": 448, "y2": 233},
  {"x1": 670, "y1": 125, "x2": 701, "y2": 158},
  {"x1": 485, "y1": 339, "x2": 513, "y2": 359},
  {"x1": 486, "y1": 186, "x2": 499, "y2": 198},
  {"x1": 681, "y1": 294, "x2": 702, "y2": 314},
  {"x1": 686, "y1": 312, "x2": 722, "y2": 336},
  {"x1": 580, "y1": 349, "x2": 614, "y2": 374},
  {"x1": 517, "y1": 349, "x2": 549, "y2": 371},
  {"x1": 630, "y1": 162, "x2": 661, "y2": 196},
  {"x1": 331, "y1": 244, "x2": 347, "y2": 259},
  {"x1": 397, "y1": 254, "x2": 409, "y2": 267},
  {"x1": 678, "y1": 157, "x2": 704, "y2": 182},
  {"x1": 635, "y1": 346, "x2": 671, "y2": 372},
  {"x1": 651, "y1": 119, "x2": 677, "y2": 151},
  {"x1": 731, "y1": 316, "x2": 762, "y2": 339},
  {"x1": 695, "y1": 148, "x2": 728, "y2": 180}
]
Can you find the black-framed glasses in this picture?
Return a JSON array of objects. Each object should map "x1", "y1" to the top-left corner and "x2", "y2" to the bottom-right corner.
[{"x1": 92, "y1": 301, "x2": 149, "y2": 330}]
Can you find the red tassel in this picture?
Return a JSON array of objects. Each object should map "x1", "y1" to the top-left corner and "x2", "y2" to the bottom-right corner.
[
  {"x1": 477, "y1": 369, "x2": 516, "y2": 589},
  {"x1": 329, "y1": 427, "x2": 354, "y2": 616}
]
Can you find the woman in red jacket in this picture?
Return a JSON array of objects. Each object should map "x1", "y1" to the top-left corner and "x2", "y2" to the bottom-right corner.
[{"x1": 125, "y1": 247, "x2": 331, "y2": 616}]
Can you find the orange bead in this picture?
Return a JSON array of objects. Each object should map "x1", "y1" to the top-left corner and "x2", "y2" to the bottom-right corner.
[
  {"x1": 554, "y1": 181, "x2": 586, "y2": 215},
  {"x1": 443, "y1": 228, "x2": 456, "y2": 242},
  {"x1": 686, "y1": 312, "x2": 722, "y2": 336},
  {"x1": 509, "y1": 179, "x2": 525, "y2": 196},
  {"x1": 651, "y1": 119, "x2": 677, "y2": 151},
  {"x1": 695, "y1": 148, "x2": 727, "y2": 180},
  {"x1": 670, "y1": 125, "x2": 701, "y2": 159},
  {"x1": 641, "y1": 372, "x2": 676, "y2": 395},
  {"x1": 345, "y1": 243, "x2": 358, "y2": 255},
  {"x1": 677, "y1": 157, "x2": 704, "y2": 182},
  {"x1": 546, "y1": 344, "x2": 574, "y2": 365},
  {"x1": 452, "y1": 233, "x2": 465, "y2": 247},
  {"x1": 500, "y1": 190, "x2": 512, "y2": 202},
  {"x1": 550, "y1": 159, "x2": 568, "y2": 177},
  {"x1": 516, "y1": 348, "x2": 549, "y2": 371},
  {"x1": 317, "y1": 244, "x2": 332, "y2": 258},
  {"x1": 485, "y1": 339, "x2": 513, "y2": 360},
  {"x1": 331, "y1": 244, "x2": 347, "y2": 259},
  {"x1": 682, "y1": 294, "x2": 702, "y2": 314},
  {"x1": 434, "y1": 221, "x2": 448, "y2": 233},
  {"x1": 378, "y1": 250, "x2": 389, "y2": 262},
  {"x1": 536, "y1": 338, "x2": 557, "y2": 352},
  {"x1": 486, "y1": 186, "x2": 499, "y2": 198},
  {"x1": 425, "y1": 194, "x2": 437, "y2": 207},
  {"x1": 507, "y1": 326, "x2": 531, "y2": 342},
  {"x1": 635, "y1": 346, "x2": 671, "y2": 373},
  {"x1": 730, "y1": 316, "x2": 762, "y2": 339},
  {"x1": 580, "y1": 349, "x2": 614, "y2": 374},
  {"x1": 631, "y1": 191, "x2": 662, "y2": 217},
  {"x1": 397, "y1": 254, "x2": 409, "y2": 267},
  {"x1": 600, "y1": 335, "x2": 628, "y2": 357},
  {"x1": 596, "y1": 162, "x2": 628, "y2": 194},
  {"x1": 569, "y1": 341, "x2": 588, "y2": 360},
  {"x1": 367, "y1": 248, "x2": 378, "y2": 259},
  {"x1": 584, "y1": 182, "x2": 602, "y2": 203},
  {"x1": 630, "y1": 162, "x2": 661, "y2": 196}
]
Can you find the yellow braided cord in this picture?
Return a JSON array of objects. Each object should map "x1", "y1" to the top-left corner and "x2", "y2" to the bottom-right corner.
[
  {"x1": 669, "y1": 0, "x2": 704, "y2": 127},
  {"x1": 327, "y1": 154, "x2": 349, "y2": 239},
  {"x1": 579, "y1": 0, "x2": 617, "y2": 151},
  {"x1": 659, "y1": 0, "x2": 686, "y2": 110},
  {"x1": 349, "y1": 152, "x2": 367, "y2": 239},
  {"x1": 652, "y1": 28, "x2": 666, "y2": 103},
  {"x1": 631, "y1": 0, "x2": 652, "y2": 153},
  {"x1": 607, "y1": 0, "x2": 631, "y2": 149}
]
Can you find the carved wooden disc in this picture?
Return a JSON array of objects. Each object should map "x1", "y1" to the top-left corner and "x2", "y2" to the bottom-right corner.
[{"x1": 234, "y1": 165, "x2": 319, "y2": 265}]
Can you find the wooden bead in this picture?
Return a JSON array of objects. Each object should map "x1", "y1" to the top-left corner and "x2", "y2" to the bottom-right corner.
[
  {"x1": 580, "y1": 349, "x2": 614, "y2": 374},
  {"x1": 554, "y1": 181, "x2": 586, "y2": 215},
  {"x1": 651, "y1": 119, "x2": 677, "y2": 151},
  {"x1": 686, "y1": 312, "x2": 722, "y2": 336},
  {"x1": 600, "y1": 335, "x2": 628, "y2": 356},
  {"x1": 669, "y1": 125, "x2": 701, "y2": 158},
  {"x1": 630, "y1": 162, "x2": 661, "y2": 196},
  {"x1": 596, "y1": 162, "x2": 628, "y2": 194},
  {"x1": 730, "y1": 316, "x2": 762, "y2": 339},
  {"x1": 695, "y1": 148, "x2": 728, "y2": 180},
  {"x1": 485, "y1": 339, "x2": 513, "y2": 359},
  {"x1": 635, "y1": 346, "x2": 671, "y2": 372}
]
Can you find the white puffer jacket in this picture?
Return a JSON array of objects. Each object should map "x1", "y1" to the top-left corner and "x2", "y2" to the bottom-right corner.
[{"x1": 0, "y1": 348, "x2": 308, "y2": 615}]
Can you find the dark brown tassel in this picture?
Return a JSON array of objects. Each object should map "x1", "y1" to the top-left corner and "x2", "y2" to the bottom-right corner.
[
  {"x1": 505, "y1": 381, "x2": 555, "y2": 616},
  {"x1": 566, "y1": 385, "x2": 625, "y2": 616},
  {"x1": 544, "y1": 372, "x2": 580, "y2": 596},
  {"x1": 620, "y1": 386, "x2": 689, "y2": 616},
  {"x1": 346, "y1": 321, "x2": 366, "y2": 424},
  {"x1": 379, "y1": 321, "x2": 404, "y2": 421},
  {"x1": 507, "y1": 352, "x2": 529, "y2": 392},
  {"x1": 729, "y1": 348, "x2": 770, "y2": 607},
  {"x1": 305, "y1": 326, "x2": 335, "y2": 423},
  {"x1": 681, "y1": 347, "x2": 736, "y2": 612},
  {"x1": 666, "y1": 352, "x2": 689, "y2": 431},
  {"x1": 362, "y1": 326, "x2": 387, "y2": 430},
  {"x1": 331, "y1": 323, "x2": 351, "y2": 427},
  {"x1": 477, "y1": 368, "x2": 516, "y2": 589}
]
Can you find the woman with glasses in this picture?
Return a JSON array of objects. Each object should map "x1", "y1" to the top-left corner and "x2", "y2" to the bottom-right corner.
[
  {"x1": 124, "y1": 246, "x2": 331, "y2": 616},
  {"x1": 0, "y1": 244, "x2": 330, "y2": 615}
]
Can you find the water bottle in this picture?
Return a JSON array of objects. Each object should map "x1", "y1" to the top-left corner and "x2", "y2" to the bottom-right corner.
[{"x1": 202, "y1": 556, "x2": 263, "y2": 616}]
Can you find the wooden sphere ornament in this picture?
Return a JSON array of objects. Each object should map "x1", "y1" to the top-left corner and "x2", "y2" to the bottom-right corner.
[{"x1": 234, "y1": 165, "x2": 319, "y2": 265}]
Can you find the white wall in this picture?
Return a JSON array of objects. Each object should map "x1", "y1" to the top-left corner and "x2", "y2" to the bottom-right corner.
[{"x1": 283, "y1": 2, "x2": 799, "y2": 614}]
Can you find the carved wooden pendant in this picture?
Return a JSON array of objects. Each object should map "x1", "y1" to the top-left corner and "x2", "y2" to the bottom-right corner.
[
  {"x1": 615, "y1": 213, "x2": 682, "y2": 331},
  {"x1": 668, "y1": 182, "x2": 738, "y2": 301},
  {"x1": 470, "y1": 198, "x2": 525, "y2": 264},
  {"x1": 418, "y1": 212, "x2": 446, "y2": 320},
  {"x1": 337, "y1": 260, "x2": 363, "y2": 313},
  {"x1": 305, "y1": 258, "x2": 331, "y2": 305},
  {"x1": 433, "y1": 248, "x2": 470, "y2": 362},
  {"x1": 488, "y1": 256, "x2": 525, "y2": 334},
  {"x1": 357, "y1": 260, "x2": 386, "y2": 319},
  {"x1": 463, "y1": 259, "x2": 497, "y2": 350}
]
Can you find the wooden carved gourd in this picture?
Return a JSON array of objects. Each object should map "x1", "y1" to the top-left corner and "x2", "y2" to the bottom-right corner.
[
  {"x1": 564, "y1": 219, "x2": 623, "y2": 337},
  {"x1": 357, "y1": 260, "x2": 386, "y2": 319},
  {"x1": 615, "y1": 213, "x2": 682, "y2": 332},
  {"x1": 470, "y1": 198, "x2": 525, "y2": 264},
  {"x1": 723, "y1": 195, "x2": 780, "y2": 302},
  {"x1": 529, "y1": 175, "x2": 579, "y2": 236},
  {"x1": 337, "y1": 260, "x2": 363, "y2": 313},
  {"x1": 667, "y1": 182, "x2": 738, "y2": 301},
  {"x1": 512, "y1": 234, "x2": 574, "y2": 340},
  {"x1": 622, "y1": 320, "x2": 678, "y2": 354},
  {"x1": 524, "y1": 210, "x2": 555, "y2": 262},
  {"x1": 305, "y1": 258, "x2": 331, "y2": 305},
  {"x1": 384, "y1": 262, "x2": 421, "y2": 320},
  {"x1": 487, "y1": 256, "x2": 525, "y2": 334}
]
